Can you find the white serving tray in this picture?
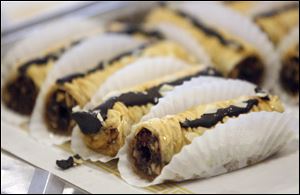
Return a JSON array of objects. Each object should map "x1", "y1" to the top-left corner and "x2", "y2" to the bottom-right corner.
[{"x1": 1, "y1": 120, "x2": 299, "y2": 194}]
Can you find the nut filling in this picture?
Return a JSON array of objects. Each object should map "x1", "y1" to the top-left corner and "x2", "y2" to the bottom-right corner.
[
  {"x1": 132, "y1": 128, "x2": 162, "y2": 180},
  {"x1": 280, "y1": 56, "x2": 299, "y2": 95},
  {"x1": 229, "y1": 56, "x2": 265, "y2": 85},
  {"x1": 2, "y1": 75, "x2": 38, "y2": 115},
  {"x1": 45, "y1": 89, "x2": 78, "y2": 135}
]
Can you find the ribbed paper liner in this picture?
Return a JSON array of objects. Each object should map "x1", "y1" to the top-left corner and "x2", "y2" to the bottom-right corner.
[
  {"x1": 1, "y1": 17, "x2": 102, "y2": 125},
  {"x1": 176, "y1": 2, "x2": 279, "y2": 90},
  {"x1": 153, "y1": 23, "x2": 212, "y2": 66},
  {"x1": 275, "y1": 26, "x2": 299, "y2": 104},
  {"x1": 142, "y1": 78, "x2": 256, "y2": 121},
  {"x1": 119, "y1": 111, "x2": 297, "y2": 187},
  {"x1": 29, "y1": 34, "x2": 144, "y2": 145},
  {"x1": 71, "y1": 57, "x2": 192, "y2": 162},
  {"x1": 88, "y1": 57, "x2": 191, "y2": 107},
  {"x1": 118, "y1": 79, "x2": 295, "y2": 186}
]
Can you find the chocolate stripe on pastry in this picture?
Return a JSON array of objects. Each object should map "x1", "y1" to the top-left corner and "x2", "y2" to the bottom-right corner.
[
  {"x1": 146, "y1": 8, "x2": 265, "y2": 84},
  {"x1": 180, "y1": 99, "x2": 258, "y2": 128},
  {"x1": 108, "y1": 23, "x2": 164, "y2": 40},
  {"x1": 254, "y1": 3, "x2": 299, "y2": 19},
  {"x1": 2, "y1": 40, "x2": 81, "y2": 115},
  {"x1": 175, "y1": 10, "x2": 244, "y2": 51},
  {"x1": 72, "y1": 67, "x2": 221, "y2": 157},
  {"x1": 254, "y1": 3, "x2": 299, "y2": 45},
  {"x1": 280, "y1": 44, "x2": 299, "y2": 95},
  {"x1": 44, "y1": 41, "x2": 196, "y2": 135},
  {"x1": 130, "y1": 92, "x2": 283, "y2": 180},
  {"x1": 56, "y1": 43, "x2": 151, "y2": 84}
]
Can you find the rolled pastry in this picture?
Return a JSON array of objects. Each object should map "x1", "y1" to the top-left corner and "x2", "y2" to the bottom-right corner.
[
  {"x1": 2, "y1": 40, "x2": 80, "y2": 115},
  {"x1": 254, "y1": 3, "x2": 299, "y2": 45},
  {"x1": 72, "y1": 66, "x2": 221, "y2": 157},
  {"x1": 130, "y1": 92, "x2": 283, "y2": 180},
  {"x1": 44, "y1": 41, "x2": 197, "y2": 135},
  {"x1": 280, "y1": 43, "x2": 299, "y2": 95},
  {"x1": 146, "y1": 7, "x2": 265, "y2": 84}
]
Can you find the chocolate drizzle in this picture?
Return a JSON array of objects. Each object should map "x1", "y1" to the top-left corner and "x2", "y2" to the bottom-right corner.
[
  {"x1": 56, "y1": 154, "x2": 82, "y2": 170},
  {"x1": 18, "y1": 53, "x2": 60, "y2": 74},
  {"x1": 56, "y1": 43, "x2": 151, "y2": 84},
  {"x1": 108, "y1": 24, "x2": 164, "y2": 40},
  {"x1": 18, "y1": 40, "x2": 82, "y2": 74},
  {"x1": 254, "y1": 3, "x2": 299, "y2": 19},
  {"x1": 72, "y1": 67, "x2": 221, "y2": 134},
  {"x1": 180, "y1": 99, "x2": 259, "y2": 129},
  {"x1": 175, "y1": 10, "x2": 244, "y2": 51}
]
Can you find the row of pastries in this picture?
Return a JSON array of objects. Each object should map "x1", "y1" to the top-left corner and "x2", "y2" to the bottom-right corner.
[{"x1": 1, "y1": 1, "x2": 299, "y2": 186}]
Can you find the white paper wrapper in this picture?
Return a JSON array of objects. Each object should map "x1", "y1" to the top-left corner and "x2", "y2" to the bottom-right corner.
[
  {"x1": 142, "y1": 78, "x2": 257, "y2": 121},
  {"x1": 118, "y1": 79, "x2": 297, "y2": 186},
  {"x1": 71, "y1": 57, "x2": 193, "y2": 162},
  {"x1": 1, "y1": 17, "x2": 102, "y2": 125},
  {"x1": 275, "y1": 26, "x2": 299, "y2": 104},
  {"x1": 176, "y1": 2, "x2": 279, "y2": 90},
  {"x1": 119, "y1": 111, "x2": 297, "y2": 187},
  {"x1": 29, "y1": 34, "x2": 144, "y2": 145},
  {"x1": 153, "y1": 23, "x2": 212, "y2": 66},
  {"x1": 118, "y1": 78, "x2": 290, "y2": 186},
  {"x1": 2, "y1": 17, "x2": 101, "y2": 77}
]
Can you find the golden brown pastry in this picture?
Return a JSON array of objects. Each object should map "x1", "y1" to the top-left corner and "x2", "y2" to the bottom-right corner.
[
  {"x1": 130, "y1": 91, "x2": 283, "y2": 180},
  {"x1": 2, "y1": 40, "x2": 80, "y2": 115},
  {"x1": 44, "y1": 41, "x2": 197, "y2": 135},
  {"x1": 254, "y1": 3, "x2": 299, "y2": 45},
  {"x1": 146, "y1": 7, "x2": 265, "y2": 84},
  {"x1": 72, "y1": 66, "x2": 221, "y2": 157}
]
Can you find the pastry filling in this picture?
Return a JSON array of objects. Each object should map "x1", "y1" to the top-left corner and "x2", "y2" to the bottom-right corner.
[
  {"x1": 2, "y1": 74, "x2": 38, "y2": 115},
  {"x1": 45, "y1": 89, "x2": 78, "y2": 135},
  {"x1": 229, "y1": 56, "x2": 265, "y2": 84},
  {"x1": 280, "y1": 56, "x2": 299, "y2": 95},
  {"x1": 132, "y1": 128, "x2": 162, "y2": 180}
]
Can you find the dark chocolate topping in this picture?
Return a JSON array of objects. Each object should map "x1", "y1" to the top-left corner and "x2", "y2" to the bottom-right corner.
[
  {"x1": 180, "y1": 99, "x2": 259, "y2": 129},
  {"x1": 56, "y1": 155, "x2": 82, "y2": 170},
  {"x1": 56, "y1": 157, "x2": 74, "y2": 170},
  {"x1": 254, "y1": 3, "x2": 299, "y2": 19},
  {"x1": 72, "y1": 67, "x2": 221, "y2": 134},
  {"x1": 72, "y1": 111, "x2": 102, "y2": 134},
  {"x1": 175, "y1": 10, "x2": 244, "y2": 51},
  {"x1": 56, "y1": 73, "x2": 85, "y2": 84},
  {"x1": 56, "y1": 43, "x2": 151, "y2": 84},
  {"x1": 18, "y1": 53, "x2": 60, "y2": 74},
  {"x1": 18, "y1": 40, "x2": 82, "y2": 74}
]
